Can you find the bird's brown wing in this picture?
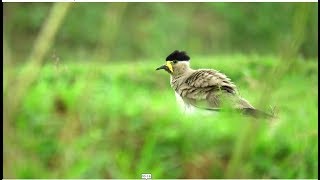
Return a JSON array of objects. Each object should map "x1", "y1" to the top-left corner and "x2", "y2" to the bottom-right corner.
[
  {"x1": 185, "y1": 69, "x2": 237, "y2": 94},
  {"x1": 180, "y1": 69, "x2": 254, "y2": 109}
]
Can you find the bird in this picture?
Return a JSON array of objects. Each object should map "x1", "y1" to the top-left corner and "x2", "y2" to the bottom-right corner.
[{"x1": 156, "y1": 50, "x2": 273, "y2": 118}]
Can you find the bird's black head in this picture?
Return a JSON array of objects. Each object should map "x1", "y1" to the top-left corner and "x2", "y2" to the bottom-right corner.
[
  {"x1": 156, "y1": 50, "x2": 190, "y2": 74},
  {"x1": 166, "y1": 50, "x2": 190, "y2": 61}
]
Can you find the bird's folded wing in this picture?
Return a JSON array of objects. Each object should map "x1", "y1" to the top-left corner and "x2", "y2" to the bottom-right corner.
[
  {"x1": 184, "y1": 69, "x2": 237, "y2": 94},
  {"x1": 181, "y1": 69, "x2": 259, "y2": 113}
]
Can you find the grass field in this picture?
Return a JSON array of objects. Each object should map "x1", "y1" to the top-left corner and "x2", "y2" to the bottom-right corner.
[{"x1": 3, "y1": 54, "x2": 318, "y2": 178}]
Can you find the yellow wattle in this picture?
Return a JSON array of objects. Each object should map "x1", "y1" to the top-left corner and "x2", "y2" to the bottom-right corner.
[{"x1": 166, "y1": 61, "x2": 173, "y2": 73}]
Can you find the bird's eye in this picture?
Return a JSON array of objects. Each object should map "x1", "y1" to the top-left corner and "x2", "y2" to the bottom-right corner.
[{"x1": 173, "y1": 60, "x2": 178, "y2": 64}]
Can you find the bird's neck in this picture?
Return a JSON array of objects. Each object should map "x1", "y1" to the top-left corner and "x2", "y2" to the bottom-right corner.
[
  {"x1": 170, "y1": 68, "x2": 194, "y2": 91},
  {"x1": 171, "y1": 67, "x2": 194, "y2": 78}
]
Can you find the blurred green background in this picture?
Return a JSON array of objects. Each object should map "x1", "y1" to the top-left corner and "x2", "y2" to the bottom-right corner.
[{"x1": 3, "y1": 2, "x2": 318, "y2": 179}]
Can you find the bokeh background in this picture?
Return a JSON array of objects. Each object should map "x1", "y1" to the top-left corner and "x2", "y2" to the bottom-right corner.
[{"x1": 3, "y1": 2, "x2": 318, "y2": 178}]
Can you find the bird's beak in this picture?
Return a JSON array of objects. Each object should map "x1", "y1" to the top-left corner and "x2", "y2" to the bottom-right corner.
[{"x1": 156, "y1": 61, "x2": 173, "y2": 73}]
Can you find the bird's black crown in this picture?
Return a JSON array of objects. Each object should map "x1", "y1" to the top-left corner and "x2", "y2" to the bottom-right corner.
[{"x1": 166, "y1": 50, "x2": 190, "y2": 61}]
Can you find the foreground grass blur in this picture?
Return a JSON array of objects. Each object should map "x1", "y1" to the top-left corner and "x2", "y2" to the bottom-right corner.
[{"x1": 3, "y1": 54, "x2": 318, "y2": 178}]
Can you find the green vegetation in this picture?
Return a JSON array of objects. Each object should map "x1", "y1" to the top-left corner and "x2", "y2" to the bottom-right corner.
[
  {"x1": 4, "y1": 3, "x2": 318, "y2": 62},
  {"x1": 3, "y1": 2, "x2": 318, "y2": 179},
  {"x1": 4, "y1": 55, "x2": 318, "y2": 178}
]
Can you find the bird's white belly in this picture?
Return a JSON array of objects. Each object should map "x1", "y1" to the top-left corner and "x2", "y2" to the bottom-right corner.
[
  {"x1": 174, "y1": 91, "x2": 196, "y2": 114},
  {"x1": 174, "y1": 91, "x2": 219, "y2": 116},
  {"x1": 170, "y1": 76, "x2": 217, "y2": 116}
]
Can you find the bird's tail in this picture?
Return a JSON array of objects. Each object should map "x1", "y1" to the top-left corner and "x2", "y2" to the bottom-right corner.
[
  {"x1": 239, "y1": 108, "x2": 275, "y2": 119},
  {"x1": 192, "y1": 103, "x2": 277, "y2": 119}
]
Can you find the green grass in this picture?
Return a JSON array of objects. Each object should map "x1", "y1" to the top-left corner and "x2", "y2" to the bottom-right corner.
[{"x1": 4, "y1": 54, "x2": 318, "y2": 178}]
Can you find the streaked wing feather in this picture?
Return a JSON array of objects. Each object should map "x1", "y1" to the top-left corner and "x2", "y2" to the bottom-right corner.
[{"x1": 185, "y1": 69, "x2": 237, "y2": 94}]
